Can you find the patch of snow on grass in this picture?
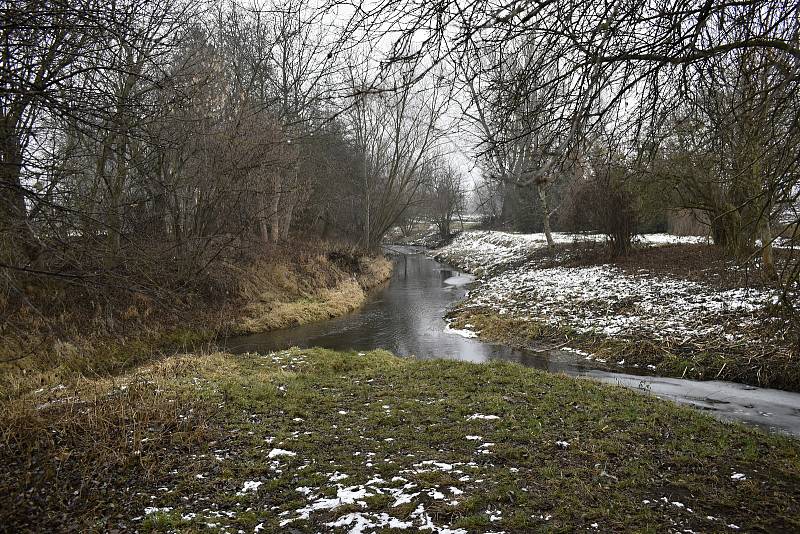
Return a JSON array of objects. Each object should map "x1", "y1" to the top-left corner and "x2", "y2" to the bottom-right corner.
[
  {"x1": 143, "y1": 506, "x2": 172, "y2": 515},
  {"x1": 237, "y1": 481, "x2": 263, "y2": 495},
  {"x1": 281, "y1": 485, "x2": 373, "y2": 526},
  {"x1": 413, "y1": 460, "x2": 456, "y2": 471},
  {"x1": 326, "y1": 512, "x2": 413, "y2": 532},
  {"x1": 444, "y1": 323, "x2": 477, "y2": 338},
  {"x1": 466, "y1": 263, "x2": 772, "y2": 343},
  {"x1": 638, "y1": 233, "x2": 708, "y2": 246},
  {"x1": 410, "y1": 504, "x2": 468, "y2": 534},
  {"x1": 467, "y1": 414, "x2": 501, "y2": 420},
  {"x1": 268, "y1": 448, "x2": 297, "y2": 458}
]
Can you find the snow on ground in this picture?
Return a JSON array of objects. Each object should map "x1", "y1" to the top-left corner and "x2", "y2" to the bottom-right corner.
[
  {"x1": 443, "y1": 323, "x2": 478, "y2": 338},
  {"x1": 434, "y1": 230, "x2": 709, "y2": 274},
  {"x1": 267, "y1": 448, "x2": 296, "y2": 458},
  {"x1": 435, "y1": 231, "x2": 591, "y2": 272},
  {"x1": 439, "y1": 230, "x2": 776, "y2": 345},
  {"x1": 278, "y1": 470, "x2": 468, "y2": 533},
  {"x1": 464, "y1": 263, "x2": 773, "y2": 342},
  {"x1": 466, "y1": 414, "x2": 501, "y2": 421}
]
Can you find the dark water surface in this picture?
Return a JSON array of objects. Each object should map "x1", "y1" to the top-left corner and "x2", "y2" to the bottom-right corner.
[{"x1": 225, "y1": 247, "x2": 800, "y2": 437}]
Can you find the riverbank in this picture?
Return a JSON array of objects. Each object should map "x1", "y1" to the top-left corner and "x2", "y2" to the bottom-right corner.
[
  {"x1": 435, "y1": 231, "x2": 800, "y2": 391},
  {"x1": 0, "y1": 241, "x2": 392, "y2": 397},
  {"x1": 233, "y1": 247, "x2": 393, "y2": 334},
  {"x1": 3, "y1": 348, "x2": 798, "y2": 532}
]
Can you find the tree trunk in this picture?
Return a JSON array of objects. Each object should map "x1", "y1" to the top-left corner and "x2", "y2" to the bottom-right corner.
[
  {"x1": 363, "y1": 182, "x2": 371, "y2": 249},
  {"x1": 280, "y1": 197, "x2": 294, "y2": 241},
  {"x1": 259, "y1": 218, "x2": 270, "y2": 244},
  {"x1": 106, "y1": 136, "x2": 128, "y2": 268},
  {"x1": 536, "y1": 182, "x2": 555, "y2": 247},
  {"x1": 711, "y1": 209, "x2": 750, "y2": 259},
  {"x1": 280, "y1": 168, "x2": 298, "y2": 241},
  {"x1": 439, "y1": 216, "x2": 449, "y2": 241},
  {"x1": 270, "y1": 173, "x2": 282, "y2": 242},
  {"x1": 255, "y1": 186, "x2": 270, "y2": 244},
  {"x1": 761, "y1": 219, "x2": 776, "y2": 278}
]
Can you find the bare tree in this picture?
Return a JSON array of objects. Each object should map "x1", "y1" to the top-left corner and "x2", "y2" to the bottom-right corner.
[
  {"x1": 345, "y1": 60, "x2": 448, "y2": 249},
  {"x1": 424, "y1": 161, "x2": 465, "y2": 241}
]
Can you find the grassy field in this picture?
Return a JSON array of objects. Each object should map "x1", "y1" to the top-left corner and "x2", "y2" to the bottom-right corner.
[{"x1": 4, "y1": 349, "x2": 799, "y2": 532}]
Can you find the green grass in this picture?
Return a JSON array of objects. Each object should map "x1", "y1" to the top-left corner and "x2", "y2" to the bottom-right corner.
[{"x1": 3, "y1": 349, "x2": 799, "y2": 532}]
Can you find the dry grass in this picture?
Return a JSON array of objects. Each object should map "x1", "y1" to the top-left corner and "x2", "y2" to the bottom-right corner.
[
  {"x1": 234, "y1": 250, "x2": 392, "y2": 334},
  {"x1": 0, "y1": 241, "x2": 393, "y2": 400},
  {"x1": 0, "y1": 353, "x2": 229, "y2": 531}
]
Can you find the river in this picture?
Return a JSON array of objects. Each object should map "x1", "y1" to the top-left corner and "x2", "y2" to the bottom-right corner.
[{"x1": 225, "y1": 246, "x2": 800, "y2": 437}]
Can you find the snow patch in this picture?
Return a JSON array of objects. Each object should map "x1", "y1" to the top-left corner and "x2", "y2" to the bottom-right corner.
[
  {"x1": 268, "y1": 448, "x2": 297, "y2": 458},
  {"x1": 467, "y1": 414, "x2": 500, "y2": 421},
  {"x1": 444, "y1": 323, "x2": 478, "y2": 338},
  {"x1": 237, "y1": 481, "x2": 263, "y2": 495}
]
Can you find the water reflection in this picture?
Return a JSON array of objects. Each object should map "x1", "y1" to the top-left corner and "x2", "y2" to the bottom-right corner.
[
  {"x1": 226, "y1": 247, "x2": 563, "y2": 368},
  {"x1": 224, "y1": 246, "x2": 800, "y2": 437}
]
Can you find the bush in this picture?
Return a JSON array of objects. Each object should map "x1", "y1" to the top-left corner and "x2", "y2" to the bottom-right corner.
[{"x1": 561, "y1": 161, "x2": 640, "y2": 255}]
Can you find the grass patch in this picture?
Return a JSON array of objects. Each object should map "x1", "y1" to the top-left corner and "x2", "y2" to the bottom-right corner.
[{"x1": 3, "y1": 349, "x2": 799, "y2": 532}]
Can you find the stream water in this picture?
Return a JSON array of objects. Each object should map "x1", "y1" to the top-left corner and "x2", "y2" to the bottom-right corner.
[{"x1": 225, "y1": 246, "x2": 800, "y2": 437}]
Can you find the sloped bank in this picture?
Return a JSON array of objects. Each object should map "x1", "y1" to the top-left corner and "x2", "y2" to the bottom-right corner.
[
  {"x1": 3, "y1": 349, "x2": 799, "y2": 532},
  {"x1": 434, "y1": 231, "x2": 799, "y2": 391},
  {"x1": 233, "y1": 248, "x2": 393, "y2": 334},
  {"x1": 0, "y1": 242, "x2": 392, "y2": 397}
]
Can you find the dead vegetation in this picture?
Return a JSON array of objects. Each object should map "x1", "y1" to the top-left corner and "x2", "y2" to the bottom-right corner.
[
  {"x1": 0, "y1": 354, "x2": 227, "y2": 531},
  {"x1": 235, "y1": 245, "x2": 393, "y2": 333},
  {"x1": 0, "y1": 240, "x2": 392, "y2": 399}
]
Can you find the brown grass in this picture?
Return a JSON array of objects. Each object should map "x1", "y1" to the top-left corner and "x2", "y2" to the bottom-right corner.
[
  {"x1": 233, "y1": 249, "x2": 392, "y2": 333},
  {"x1": 0, "y1": 240, "x2": 393, "y2": 399},
  {"x1": 0, "y1": 354, "x2": 225, "y2": 531}
]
